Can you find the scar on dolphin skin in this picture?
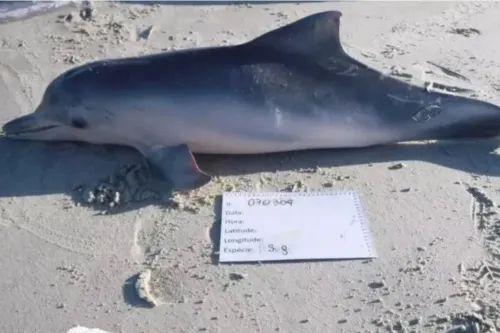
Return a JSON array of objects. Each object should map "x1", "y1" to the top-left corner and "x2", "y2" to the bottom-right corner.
[
  {"x1": 386, "y1": 94, "x2": 442, "y2": 123},
  {"x1": 2, "y1": 10, "x2": 500, "y2": 195},
  {"x1": 412, "y1": 105, "x2": 442, "y2": 123}
]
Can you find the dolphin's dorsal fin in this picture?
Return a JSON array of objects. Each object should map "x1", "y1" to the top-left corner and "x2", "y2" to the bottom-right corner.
[{"x1": 247, "y1": 11, "x2": 345, "y2": 60}]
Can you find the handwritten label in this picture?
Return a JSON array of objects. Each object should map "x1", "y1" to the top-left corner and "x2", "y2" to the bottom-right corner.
[{"x1": 219, "y1": 191, "x2": 376, "y2": 263}]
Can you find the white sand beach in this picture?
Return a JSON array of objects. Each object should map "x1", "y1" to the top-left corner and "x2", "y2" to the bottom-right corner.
[{"x1": 1, "y1": 1, "x2": 500, "y2": 333}]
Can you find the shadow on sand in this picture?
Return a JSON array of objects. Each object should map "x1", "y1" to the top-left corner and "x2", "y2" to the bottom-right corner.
[{"x1": 1, "y1": 136, "x2": 499, "y2": 206}]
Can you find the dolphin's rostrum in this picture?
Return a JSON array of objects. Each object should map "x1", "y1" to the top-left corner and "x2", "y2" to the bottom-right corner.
[{"x1": 3, "y1": 11, "x2": 500, "y2": 189}]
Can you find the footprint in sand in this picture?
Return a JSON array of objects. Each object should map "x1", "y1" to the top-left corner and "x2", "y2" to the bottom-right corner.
[{"x1": 468, "y1": 186, "x2": 500, "y2": 269}]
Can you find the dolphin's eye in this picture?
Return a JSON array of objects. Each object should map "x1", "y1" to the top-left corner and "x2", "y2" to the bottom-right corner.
[{"x1": 71, "y1": 117, "x2": 88, "y2": 129}]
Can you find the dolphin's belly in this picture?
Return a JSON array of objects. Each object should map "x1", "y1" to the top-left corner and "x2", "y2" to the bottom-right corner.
[
  {"x1": 186, "y1": 126, "x2": 399, "y2": 154},
  {"x1": 93, "y1": 100, "x2": 402, "y2": 155},
  {"x1": 172, "y1": 105, "x2": 400, "y2": 154}
]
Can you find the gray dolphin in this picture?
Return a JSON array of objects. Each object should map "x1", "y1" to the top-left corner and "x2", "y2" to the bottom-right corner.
[{"x1": 3, "y1": 11, "x2": 500, "y2": 190}]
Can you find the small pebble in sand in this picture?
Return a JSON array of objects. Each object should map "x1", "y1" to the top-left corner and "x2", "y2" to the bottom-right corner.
[
  {"x1": 368, "y1": 281, "x2": 386, "y2": 289},
  {"x1": 389, "y1": 163, "x2": 406, "y2": 170},
  {"x1": 64, "y1": 13, "x2": 76, "y2": 22},
  {"x1": 435, "y1": 297, "x2": 448, "y2": 304},
  {"x1": 80, "y1": 6, "x2": 94, "y2": 21},
  {"x1": 229, "y1": 273, "x2": 247, "y2": 281},
  {"x1": 435, "y1": 316, "x2": 450, "y2": 324},
  {"x1": 369, "y1": 298, "x2": 383, "y2": 304},
  {"x1": 408, "y1": 317, "x2": 421, "y2": 326}
]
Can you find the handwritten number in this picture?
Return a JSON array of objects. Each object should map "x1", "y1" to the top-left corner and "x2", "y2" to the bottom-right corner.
[
  {"x1": 268, "y1": 244, "x2": 289, "y2": 256},
  {"x1": 247, "y1": 198, "x2": 294, "y2": 207}
]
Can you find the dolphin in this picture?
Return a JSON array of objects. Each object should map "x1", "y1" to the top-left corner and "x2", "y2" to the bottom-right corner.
[{"x1": 3, "y1": 11, "x2": 500, "y2": 190}]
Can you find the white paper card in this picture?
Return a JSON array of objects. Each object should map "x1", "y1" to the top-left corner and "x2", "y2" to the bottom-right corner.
[
  {"x1": 219, "y1": 190, "x2": 376, "y2": 263},
  {"x1": 67, "y1": 326, "x2": 112, "y2": 333}
]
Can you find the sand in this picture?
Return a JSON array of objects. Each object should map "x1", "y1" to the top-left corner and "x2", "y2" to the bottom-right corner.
[{"x1": 1, "y1": 1, "x2": 500, "y2": 332}]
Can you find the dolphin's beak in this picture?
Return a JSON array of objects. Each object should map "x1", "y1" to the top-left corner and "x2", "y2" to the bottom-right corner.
[{"x1": 1, "y1": 114, "x2": 59, "y2": 137}]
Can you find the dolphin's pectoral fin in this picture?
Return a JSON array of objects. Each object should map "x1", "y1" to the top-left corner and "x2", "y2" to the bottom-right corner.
[{"x1": 144, "y1": 144, "x2": 211, "y2": 190}]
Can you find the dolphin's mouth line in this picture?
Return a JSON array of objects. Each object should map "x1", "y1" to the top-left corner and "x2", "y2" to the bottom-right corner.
[{"x1": 4, "y1": 125, "x2": 59, "y2": 136}]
